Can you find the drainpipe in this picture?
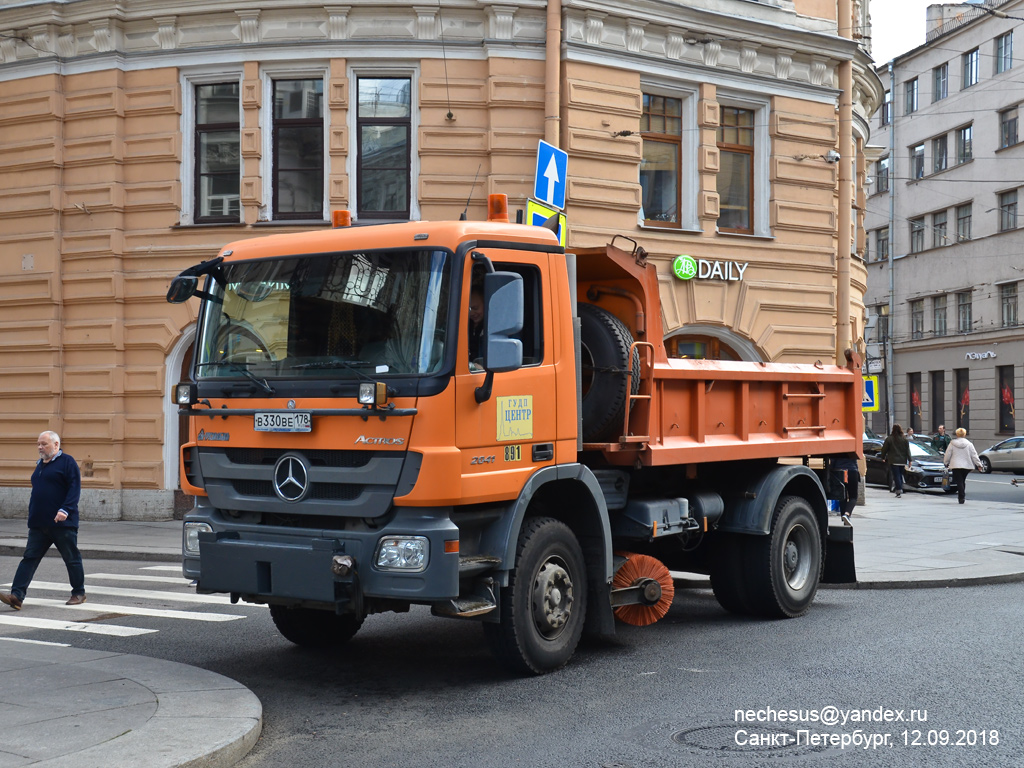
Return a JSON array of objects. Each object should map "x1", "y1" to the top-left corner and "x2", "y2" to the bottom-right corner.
[
  {"x1": 545, "y1": 0, "x2": 561, "y2": 146},
  {"x1": 886, "y1": 60, "x2": 896, "y2": 433},
  {"x1": 836, "y1": 0, "x2": 853, "y2": 366}
]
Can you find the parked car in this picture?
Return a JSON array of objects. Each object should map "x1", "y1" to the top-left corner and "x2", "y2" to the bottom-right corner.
[
  {"x1": 977, "y1": 437, "x2": 1024, "y2": 474},
  {"x1": 863, "y1": 438, "x2": 954, "y2": 493}
]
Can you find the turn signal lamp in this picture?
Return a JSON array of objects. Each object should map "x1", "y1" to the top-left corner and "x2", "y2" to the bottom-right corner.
[
  {"x1": 332, "y1": 209, "x2": 352, "y2": 228},
  {"x1": 487, "y1": 194, "x2": 509, "y2": 223}
]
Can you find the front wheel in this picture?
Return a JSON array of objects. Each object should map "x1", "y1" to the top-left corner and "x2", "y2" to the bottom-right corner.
[
  {"x1": 979, "y1": 457, "x2": 992, "y2": 474},
  {"x1": 745, "y1": 496, "x2": 823, "y2": 618},
  {"x1": 270, "y1": 605, "x2": 364, "y2": 648},
  {"x1": 483, "y1": 517, "x2": 588, "y2": 675}
]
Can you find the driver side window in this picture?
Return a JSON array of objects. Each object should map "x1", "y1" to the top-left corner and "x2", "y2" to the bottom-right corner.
[{"x1": 469, "y1": 263, "x2": 543, "y2": 367}]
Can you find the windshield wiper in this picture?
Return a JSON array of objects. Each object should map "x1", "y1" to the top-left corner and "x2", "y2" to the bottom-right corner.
[
  {"x1": 196, "y1": 361, "x2": 275, "y2": 396},
  {"x1": 288, "y1": 359, "x2": 379, "y2": 381}
]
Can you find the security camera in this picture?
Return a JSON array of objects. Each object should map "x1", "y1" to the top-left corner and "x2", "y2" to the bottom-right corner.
[{"x1": 824, "y1": 149, "x2": 841, "y2": 164}]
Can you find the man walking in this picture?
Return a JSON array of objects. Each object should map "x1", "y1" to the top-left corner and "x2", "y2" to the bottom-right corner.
[{"x1": 0, "y1": 431, "x2": 86, "y2": 610}]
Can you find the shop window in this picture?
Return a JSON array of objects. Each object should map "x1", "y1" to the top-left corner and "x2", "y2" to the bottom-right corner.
[
  {"x1": 955, "y1": 368, "x2": 970, "y2": 431},
  {"x1": 998, "y1": 365, "x2": 1015, "y2": 434},
  {"x1": 931, "y1": 370, "x2": 945, "y2": 432},
  {"x1": 908, "y1": 372, "x2": 922, "y2": 434}
]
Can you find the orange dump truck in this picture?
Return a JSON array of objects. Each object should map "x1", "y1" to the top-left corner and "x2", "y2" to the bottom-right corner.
[{"x1": 168, "y1": 198, "x2": 861, "y2": 673}]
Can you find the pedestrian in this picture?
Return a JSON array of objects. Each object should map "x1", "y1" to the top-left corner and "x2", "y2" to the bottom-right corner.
[
  {"x1": 0, "y1": 431, "x2": 86, "y2": 611},
  {"x1": 932, "y1": 424, "x2": 951, "y2": 453},
  {"x1": 831, "y1": 452, "x2": 860, "y2": 526},
  {"x1": 880, "y1": 424, "x2": 911, "y2": 498},
  {"x1": 943, "y1": 427, "x2": 983, "y2": 505}
]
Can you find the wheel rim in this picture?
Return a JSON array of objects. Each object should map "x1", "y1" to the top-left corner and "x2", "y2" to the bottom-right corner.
[
  {"x1": 782, "y1": 524, "x2": 813, "y2": 591},
  {"x1": 532, "y1": 557, "x2": 574, "y2": 639}
]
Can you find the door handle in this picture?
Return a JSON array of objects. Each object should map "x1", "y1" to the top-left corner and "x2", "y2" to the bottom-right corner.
[{"x1": 532, "y1": 443, "x2": 554, "y2": 462}]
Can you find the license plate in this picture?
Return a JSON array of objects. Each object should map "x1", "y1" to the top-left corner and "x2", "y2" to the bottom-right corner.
[{"x1": 254, "y1": 412, "x2": 311, "y2": 432}]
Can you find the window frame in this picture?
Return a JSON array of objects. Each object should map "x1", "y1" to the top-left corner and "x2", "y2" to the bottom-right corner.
[
  {"x1": 904, "y1": 78, "x2": 919, "y2": 114},
  {"x1": 910, "y1": 299, "x2": 924, "y2": 339},
  {"x1": 932, "y1": 135, "x2": 947, "y2": 173},
  {"x1": 956, "y1": 125, "x2": 973, "y2": 164},
  {"x1": 715, "y1": 92, "x2": 769, "y2": 237},
  {"x1": 270, "y1": 78, "x2": 326, "y2": 221},
  {"x1": 881, "y1": 89, "x2": 892, "y2": 126},
  {"x1": 909, "y1": 218, "x2": 925, "y2": 253},
  {"x1": 876, "y1": 227, "x2": 889, "y2": 262},
  {"x1": 877, "y1": 155, "x2": 890, "y2": 192},
  {"x1": 347, "y1": 65, "x2": 420, "y2": 223},
  {"x1": 999, "y1": 189, "x2": 1018, "y2": 232},
  {"x1": 933, "y1": 295, "x2": 947, "y2": 337},
  {"x1": 911, "y1": 143, "x2": 925, "y2": 179},
  {"x1": 180, "y1": 69, "x2": 245, "y2": 226},
  {"x1": 1000, "y1": 282, "x2": 1019, "y2": 327},
  {"x1": 957, "y1": 290, "x2": 973, "y2": 333},
  {"x1": 962, "y1": 48, "x2": 980, "y2": 88},
  {"x1": 956, "y1": 203, "x2": 972, "y2": 241},
  {"x1": 1000, "y1": 106, "x2": 1019, "y2": 149},
  {"x1": 932, "y1": 209, "x2": 947, "y2": 248},
  {"x1": 933, "y1": 63, "x2": 948, "y2": 102},
  {"x1": 996, "y1": 31, "x2": 1013, "y2": 75},
  {"x1": 998, "y1": 364, "x2": 1015, "y2": 434}
]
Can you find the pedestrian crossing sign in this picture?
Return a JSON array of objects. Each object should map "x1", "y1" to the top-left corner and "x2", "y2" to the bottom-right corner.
[{"x1": 863, "y1": 375, "x2": 880, "y2": 412}]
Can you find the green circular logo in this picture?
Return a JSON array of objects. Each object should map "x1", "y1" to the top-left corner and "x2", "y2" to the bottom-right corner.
[{"x1": 673, "y1": 255, "x2": 698, "y2": 280}]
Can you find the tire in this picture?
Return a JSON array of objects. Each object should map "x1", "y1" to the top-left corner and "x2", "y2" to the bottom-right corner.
[
  {"x1": 578, "y1": 303, "x2": 641, "y2": 443},
  {"x1": 483, "y1": 517, "x2": 588, "y2": 674},
  {"x1": 269, "y1": 605, "x2": 364, "y2": 648},
  {"x1": 744, "y1": 496, "x2": 823, "y2": 619},
  {"x1": 979, "y1": 457, "x2": 992, "y2": 474},
  {"x1": 709, "y1": 533, "x2": 753, "y2": 615}
]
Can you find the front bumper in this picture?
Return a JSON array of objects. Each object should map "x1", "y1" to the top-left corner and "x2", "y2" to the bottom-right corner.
[{"x1": 183, "y1": 507, "x2": 460, "y2": 607}]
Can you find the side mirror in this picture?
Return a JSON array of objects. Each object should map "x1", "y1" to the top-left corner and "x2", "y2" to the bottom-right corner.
[
  {"x1": 166, "y1": 275, "x2": 198, "y2": 304},
  {"x1": 481, "y1": 271, "x2": 523, "y2": 373}
]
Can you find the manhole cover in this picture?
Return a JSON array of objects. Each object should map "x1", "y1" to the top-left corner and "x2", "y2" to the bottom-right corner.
[{"x1": 672, "y1": 725, "x2": 829, "y2": 756}]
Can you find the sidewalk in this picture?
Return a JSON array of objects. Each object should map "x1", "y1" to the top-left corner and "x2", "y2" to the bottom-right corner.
[{"x1": 1, "y1": 484, "x2": 1023, "y2": 767}]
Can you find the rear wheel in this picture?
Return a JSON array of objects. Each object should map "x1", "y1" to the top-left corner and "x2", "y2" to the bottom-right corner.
[
  {"x1": 979, "y1": 457, "x2": 992, "y2": 474},
  {"x1": 744, "y1": 496, "x2": 822, "y2": 618},
  {"x1": 270, "y1": 605, "x2": 365, "y2": 647},
  {"x1": 483, "y1": 517, "x2": 587, "y2": 674}
]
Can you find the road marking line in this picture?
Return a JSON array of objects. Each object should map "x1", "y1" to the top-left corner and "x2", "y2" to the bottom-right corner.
[
  {"x1": 0, "y1": 615, "x2": 157, "y2": 637},
  {"x1": 6, "y1": 581, "x2": 230, "y2": 605},
  {"x1": 89, "y1": 572, "x2": 191, "y2": 585},
  {"x1": 24, "y1": 598, "x2": 244, "y2": 622},
  {"x1": 0, "y1": 636, "x2": 71, "y2": 647},
  {"x1": 141, "y1": 566, "x2": 183, "y2": 572}
]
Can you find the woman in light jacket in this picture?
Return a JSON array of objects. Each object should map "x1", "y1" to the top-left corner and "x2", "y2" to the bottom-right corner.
[{"x1": 943, "y1": 428, "x2": 983, "y2": 504}]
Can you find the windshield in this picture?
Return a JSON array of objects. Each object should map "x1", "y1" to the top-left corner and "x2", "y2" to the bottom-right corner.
[
  {"x1": 195, "y1": 248, "x2": 451, "y2": 380},
  {"x1": 910, "y1": 441, "x2": 941, "y2": 458}
]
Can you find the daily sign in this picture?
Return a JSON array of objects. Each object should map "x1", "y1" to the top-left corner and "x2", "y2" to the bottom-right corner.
[{"x1": 672, "y1": 255, "x2": 749, "y2": 282}]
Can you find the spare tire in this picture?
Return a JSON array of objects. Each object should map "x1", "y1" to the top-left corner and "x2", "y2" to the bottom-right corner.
[{"x1": 578, "y1": 303, "x2": 641, "y2": 443}]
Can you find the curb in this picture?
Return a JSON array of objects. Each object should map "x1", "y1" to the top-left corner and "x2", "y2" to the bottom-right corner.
[{"x1": 0, "y1": 543, "x2": 181, "y2": 564}]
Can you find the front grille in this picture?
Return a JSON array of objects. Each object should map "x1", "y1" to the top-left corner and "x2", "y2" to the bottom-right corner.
[
  {"x1": 230, "y1": 479, "x2": 361, "y2": 501},
  {"x1": 225, "y1": 448, "x2": 373, "y2": 468}
]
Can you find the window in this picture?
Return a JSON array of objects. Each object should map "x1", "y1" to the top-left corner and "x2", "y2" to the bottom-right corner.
[
  {"x1": 998, "y1": 365, "x2": 1015, "y2": 434},
  {"x1": 881, "y1": 89, "x2": 892, "y2": 126},
  {"x1": 932, "y1": 210, "x2": 947, "y2": 248},
  {"x1": 931, "y1": 370, "x2": 945, "y2": 430},
  {"x1": 271, "y1": 79, "x2": 324, "y2": 220},
  {"x1": 956, "y1": 203, "x2": 972, "y2": 241},
  {"x1": 1000, "y1": 107, "x2": 1018, "y2": 148},
  {"x1": 910, "y1": 300, "x2": 924, "y2": 339},
  {"x1": 641, "y1": 94, "x2": 682, "y2": 226},
  {"x1": 904, "y1": 78, "x2": 919, "y2": 114},
  {"x1": 908, "y1": 372, "x2": 922, "y2": 434},
  {"x1": 962, "y1": 48, "x2": 979, "y2": 88},
  {"x1": 996, "y1": 32, "x2": 1013, "y2": 74},
  {"x1": 933, "y1": 294, "x2": 947, "y2": 337},
  {"x1": 1001, "y1": 282, "x2": 1019, "y2": 327},
  {"x1": 194, "y1": 82, "x2": 241, "y2": 223},
  {"x1": 911, "y1": 143, "x2": 925, "y2": 179},
  {"x1": 956, "y1": 125, "x2": 973, "y2": 163},
  {"x1": 876, "y1": 156, "x2": 890, "y2": 192},
  {"x1": 933, "y1": 63, "x2": 948, "y2": 101},
  {"x1": 876, "y1": 227, "x2": 889, "y2": 261},
  {"x1": 932, "y1": 135, "x2": 947, "y2": 173},
  {"x1": 1000, "y1": 190, "x2": 1018, "y2": 231},
  {"x1": 909, "y1": 218, "x2": 925, "y2": 253},
  {"x1": 955, "y1": 368, "x2": 970, "y2": 430},
  {"x1": 717, "y1": 107, "x2": 755, "y2": 234},
  {"x1": 357, "y1": 76, "x2": 412, "y2": 220},
  {"x1": 957, "y1": 290, "x2": 972, "y2": 333}
]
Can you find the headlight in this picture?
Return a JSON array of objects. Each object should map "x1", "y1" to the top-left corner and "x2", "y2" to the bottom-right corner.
[
  {"x1": 375, "y1": 536, "x2": 429, "y2": 572},
  {"x1": 184, "y1": 522, "x2": 212, "y2": 555},
  {"x1": 358, "y1": 382, "x2": 376, "y2": 405},
  {"x1": 175, "y1": 383, "x2": 197, "y2": 405}
]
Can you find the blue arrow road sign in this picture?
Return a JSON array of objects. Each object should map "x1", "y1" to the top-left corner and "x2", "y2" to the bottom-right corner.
[
  {"x1": 534, "y1": 140, "x2": 568, "y2": 210},
  {"x1": 863, "y1": 375, "x2": 879, "y2": 412}
]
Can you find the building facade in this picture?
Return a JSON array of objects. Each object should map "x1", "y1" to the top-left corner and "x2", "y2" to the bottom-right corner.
[
  {"x1": 864, "y1": 0, "x2": 1023, "y2": 451},
  {"x1": 0, "y1": 0, "x2": 881, "y2": 518}
]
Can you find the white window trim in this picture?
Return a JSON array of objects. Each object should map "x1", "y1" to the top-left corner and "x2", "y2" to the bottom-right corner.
[
  {"x1": 179, "y1": 68, "x2": 244, "y2": 226},
  {"x1": 260, "y1": 63, "x2": 331, "y2": 222},
  {"x1": 347, "y1": 65, "x2": 421, "y2": 223},
  {"x1": 716, "y1": 90, "x2": 770, "y2": 238},
  {"x1": 637, "y1": 81, "x2": 699, "y2": 231}
]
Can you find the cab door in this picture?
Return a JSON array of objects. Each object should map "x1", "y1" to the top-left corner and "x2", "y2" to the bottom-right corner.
[{"x1": 454, "y1": 251, "x2": 557, "y2": 504}]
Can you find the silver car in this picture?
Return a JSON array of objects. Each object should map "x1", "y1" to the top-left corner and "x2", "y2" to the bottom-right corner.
[{"x1": 978, "y1": 437, "x2": 1024, "y2": 474}]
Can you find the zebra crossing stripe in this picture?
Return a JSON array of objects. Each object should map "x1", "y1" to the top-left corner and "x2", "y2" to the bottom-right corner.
[
  {"x1": 25, "y1": 598, "x2": 244, "y2": 622},
  {"x1": 0, "y1": 636, "x2": 71, "y2": 647},
  {"x1": 11, "y1": 581, "x2": 230, "y2": 604},
  {"x1": 89, "y1": 572, "x2": 193, "y2": 585},
  {"x1": 141, "y1": 566, "x2": 183, "y2": 572},
  {"x1": 0, "y1": 615, "x2": 157, "y2": 637}
]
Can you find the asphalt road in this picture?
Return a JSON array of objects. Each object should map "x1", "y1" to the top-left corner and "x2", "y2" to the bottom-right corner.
[
  {"x1": 3, "y1": 555, "x2": 1022, "y2": 767},
  {"x1": 867, "y1": 469, "x2": 1024, "y2": 504}
]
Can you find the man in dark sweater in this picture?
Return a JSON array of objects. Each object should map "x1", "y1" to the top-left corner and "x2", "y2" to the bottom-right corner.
[{"x1": 0, "y1": 431, "x2": 86, "y2": 610}]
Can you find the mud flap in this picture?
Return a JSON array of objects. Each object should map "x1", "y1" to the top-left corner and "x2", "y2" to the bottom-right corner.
[{"x1": 822, "y1": 525, "x2": 856, "y2": 583}]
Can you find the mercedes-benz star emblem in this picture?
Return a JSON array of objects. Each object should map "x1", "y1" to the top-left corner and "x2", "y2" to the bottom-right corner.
[{"x1": 273, "y1": 454, "x2": 309, "y2": 502}]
